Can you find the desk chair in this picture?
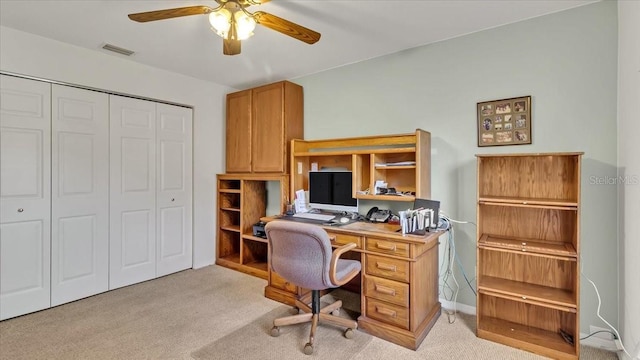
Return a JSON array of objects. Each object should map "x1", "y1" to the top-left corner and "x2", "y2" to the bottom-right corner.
[{"x1": 265, "y1": 221, "x2": 362, "y2": 355}]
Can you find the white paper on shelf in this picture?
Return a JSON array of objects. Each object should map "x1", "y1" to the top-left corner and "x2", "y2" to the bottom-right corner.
[{"x1": 375, "y1": 161, "x2": 416, "y2": 167}]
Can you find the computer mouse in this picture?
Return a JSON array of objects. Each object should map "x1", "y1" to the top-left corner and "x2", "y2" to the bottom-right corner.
[{"x1": 339, "y1": 217, "x2": 350, "y2": 224}]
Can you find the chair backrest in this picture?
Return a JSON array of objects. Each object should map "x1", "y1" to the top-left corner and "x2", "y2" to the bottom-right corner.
[{"x1": 265, "y1": 221, "x2": 335, "y2": 290}]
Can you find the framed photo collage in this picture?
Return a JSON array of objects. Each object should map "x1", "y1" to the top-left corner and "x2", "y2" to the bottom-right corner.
[{"x1": 477, "y1": 95, "x2": 531, "y2": 147}]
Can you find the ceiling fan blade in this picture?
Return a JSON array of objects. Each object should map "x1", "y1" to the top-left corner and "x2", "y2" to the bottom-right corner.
[
  {"x1": 253, "y1": 11, "x2": 320, "y2": 44},
  {"x1": 128, "y1": 6, "x2": 215, "y2": 23},
  {"x1": 223, "y1": 38, "x2": 242, "y2": 56}
]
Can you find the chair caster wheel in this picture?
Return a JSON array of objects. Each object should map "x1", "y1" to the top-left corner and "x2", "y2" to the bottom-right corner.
[
  {"x1": 344, "y1": 328, "x2": 354, "y2": 339},
  {"x1": 270, "y1": 326, "x2": 280, "y2": 337},
  {"x1": 331, "y1": 309, "x2": 340, "y2": 316},
  {"x1": 303, "y1": 343, "x2": 314, "y2": 355}
]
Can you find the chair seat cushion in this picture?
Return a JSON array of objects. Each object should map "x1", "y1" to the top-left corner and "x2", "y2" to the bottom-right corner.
[{"x1": 334, "y1": 259, "x2": 361, "y2": 286}]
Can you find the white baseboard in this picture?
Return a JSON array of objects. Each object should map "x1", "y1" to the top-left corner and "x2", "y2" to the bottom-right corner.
[
  {"x1": 439, "y1": 298, "x2": 476, "y2": 315},
  {"x1": 580, "y1": 333, "x2": 618, "y2": 352}
]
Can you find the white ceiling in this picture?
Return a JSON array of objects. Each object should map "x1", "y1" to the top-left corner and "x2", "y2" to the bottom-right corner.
[{"x1": 0, "y1": 0, "x2": 596, "y2": 89}]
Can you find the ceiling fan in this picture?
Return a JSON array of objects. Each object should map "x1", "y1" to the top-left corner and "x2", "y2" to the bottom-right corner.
[{"x1": 128, "y1": 0, "x2": 321, "y2": 56}]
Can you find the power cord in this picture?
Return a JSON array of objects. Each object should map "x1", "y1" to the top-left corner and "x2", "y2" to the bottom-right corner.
[
  {"x1": 438, "y1": 220, "x2": 459, "y2": 323},
  {"x1": 581, "y1": 258, "x2": 631, "y2": 357},
  {"x1": 437, "y1": 214, "x2": 477, "y2": 323},
  {"x1": 580, "y1": 330, "x2": 618, "y2": 341},
  {"x1": 439, "y1": 213, "x2": 477, "y2": 296}
]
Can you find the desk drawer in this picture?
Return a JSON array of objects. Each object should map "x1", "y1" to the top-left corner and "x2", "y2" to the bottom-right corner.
[
  {"x1": 330, "y1": 232, "x2": 362, "y2": 249},
  {"x1": 270, "y1": 271, "x2": 297, "y2": 293},
  {"x1": 366, "y1": 238, "x2": 409, "y2": 258},
  {"x1": 364, "y1": 275, "x2": 409, "y2": 307},
  {"x1": 365, "y1": 254, "x2": 410, "y2": 283},
  {"x1": 366, "y1": 298, "x2": 409, "y2": 330}
]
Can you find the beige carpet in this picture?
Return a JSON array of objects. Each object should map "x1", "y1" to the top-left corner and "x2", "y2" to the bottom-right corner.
[
  {"x1": 0, "y1": 265, "x2": 618, "y2": 360},
  {"x1": 192, "y1": 303, "x2": 369, "y2": 360}
]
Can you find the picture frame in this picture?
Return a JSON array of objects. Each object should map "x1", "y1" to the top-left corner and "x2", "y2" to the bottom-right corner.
[{"x1": 477, "y1": 95, "x2": 531, "y2": 147}]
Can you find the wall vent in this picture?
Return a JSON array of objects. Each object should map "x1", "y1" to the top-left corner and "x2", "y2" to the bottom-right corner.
[{"x1": 101, "y1": 43, "x2": 135, "y2": 56}]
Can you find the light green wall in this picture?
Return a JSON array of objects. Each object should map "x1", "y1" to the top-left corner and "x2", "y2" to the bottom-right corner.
[{"x1": 294, "y1": 1, "x2": 618, "y2": 333}]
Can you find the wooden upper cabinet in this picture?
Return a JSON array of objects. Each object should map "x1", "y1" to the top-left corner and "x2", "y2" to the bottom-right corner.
[
  {"x1": 225, "y1": 81, "x2": 303, "y2": 174},
  {"x1": 226, "y1": 90, "x2": 252, "y2": 173}
]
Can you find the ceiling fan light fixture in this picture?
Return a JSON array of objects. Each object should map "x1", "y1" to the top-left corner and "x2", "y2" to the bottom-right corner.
[
  {"x1": 209, "y1": 9, "x2": 232, "y2": 37},
  {"x1": 234, "y1": 11, "x2": 256, "y2": 40}
]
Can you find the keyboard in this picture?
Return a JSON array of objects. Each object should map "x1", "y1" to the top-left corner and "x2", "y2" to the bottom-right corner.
[{"x1": 291, "y1": 212, "x2": 336, "y2": 221}]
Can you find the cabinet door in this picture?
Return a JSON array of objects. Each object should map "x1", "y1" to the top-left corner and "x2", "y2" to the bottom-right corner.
[
  {"x1": 251, "y1": 83, "x2": 285, "y2": 173},
  {"x1": 51, "y1": 85, "x2": 109, "y2": 306},
  {"x1": 226, "y1": 90, "x2": 252, "y2": 173},
  {"x1": 0, "y1": 75, "x2": 51, "y2": 320},
  {"x1": 109, "y1": 95, "x2": 156, "y2": 289},
  {"x1": 156, "y1": 103, "x2": 193, "y2": 277}
]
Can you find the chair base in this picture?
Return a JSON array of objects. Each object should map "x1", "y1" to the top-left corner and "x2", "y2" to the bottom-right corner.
[{"x1": 270, "y1": 290, "x2": 357, "y2": 355}]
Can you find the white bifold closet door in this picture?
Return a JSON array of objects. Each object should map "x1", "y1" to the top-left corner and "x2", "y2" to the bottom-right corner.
[
  {"x1": 109, "y1": 95, "x2": 157, "y2": 289},
  {"x1": 109, "y1": 96, "x2": 192, "y2": 289},
  {"x1": 156, "y1": 103, "x2": 192, "y2": 277},
  {"x1": 0, "y1": 75, "x2": 51, "y2": 320},
  {"x1": 50, "y1": 85, "x2": 109, "y2": 306}
]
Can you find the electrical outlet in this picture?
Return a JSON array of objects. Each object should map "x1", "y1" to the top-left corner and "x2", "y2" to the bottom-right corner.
[{"x1": 590, "y1": 325, "x2": 614, "y2": 340}]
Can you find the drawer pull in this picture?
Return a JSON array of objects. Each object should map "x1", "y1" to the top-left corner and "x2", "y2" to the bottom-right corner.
[
  {"x1": 374, "y1": 284, "x2": 396, "y2": 296},
  {"x1": 522, "y1": 296, "x2": 527, "y2": 300},
  {"x1": 375, "y1": 306, "x2": 397, "y2": 318},
  {"x1": 521, "y1": 248, "x2": 527, "y2": 252},
  {"x1": 376, "y1": 262, "x2": 397, "y2": 272},
  {"x1": 521, "y1": 242, "x2": 527, "y2": 246},
  {"x1": 376, "y1": 242, "x2": 396, "y2": 251}
]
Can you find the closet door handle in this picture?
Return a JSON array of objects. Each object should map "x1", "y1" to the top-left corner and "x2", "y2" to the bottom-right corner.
[{"x1": 17, "y1": 208, "x2": 24, "y2": 213}]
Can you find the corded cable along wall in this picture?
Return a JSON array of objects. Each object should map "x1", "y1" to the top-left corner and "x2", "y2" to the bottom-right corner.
[{"x1": 437, "y1": 212, "x2": 477, "y2": 324}]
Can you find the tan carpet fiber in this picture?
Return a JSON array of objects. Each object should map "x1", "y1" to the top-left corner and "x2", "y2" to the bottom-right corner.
[
  {"x1": 192, "y1": 304, "x2": 369, "y2": 360},
  {"x1": 0, "y1": 265, "x2": 618, "y2": 359}
]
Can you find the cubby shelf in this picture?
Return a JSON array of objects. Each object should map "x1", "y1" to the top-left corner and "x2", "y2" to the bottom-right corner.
[
  {"x1": 476, "y1": 152, "x2": 582, "y2": 359},
  {"x1": 216, "y1": 174, "x2": 288, "y2": 280}
]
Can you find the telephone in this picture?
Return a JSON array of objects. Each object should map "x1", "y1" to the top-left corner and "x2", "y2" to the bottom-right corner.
[{"x1": 366, "y1": 207, "x2": 392, "y2": 223}]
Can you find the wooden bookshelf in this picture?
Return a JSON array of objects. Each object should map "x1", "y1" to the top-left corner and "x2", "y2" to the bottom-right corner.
[{"x1": 476, "y1": 152, "x2": 582, "y2": 359}]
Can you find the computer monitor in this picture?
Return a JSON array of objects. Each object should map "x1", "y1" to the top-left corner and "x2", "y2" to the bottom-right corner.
[{"x1": 308, "y1": 171, "x2": 358, "y2": 213}]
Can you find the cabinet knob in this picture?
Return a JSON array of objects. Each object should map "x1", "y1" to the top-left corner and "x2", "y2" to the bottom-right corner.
[
  {"x1": 17, "y1": 208, "x2": 24, "y2": 213},
  {"x1": 522, "y1": 296, "x2": 527, "y2": 300},
  {"x1": 521, "y1": 249, "x2": 527, "y2": 252},
  {"x1": 521, "y1": 242, "x2": 527, "y2": 246},
  {"x1": 171, "y1": 198, "x2": 175, "y2": 202}
]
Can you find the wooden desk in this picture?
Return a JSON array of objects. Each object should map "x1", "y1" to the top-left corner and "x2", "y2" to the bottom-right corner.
[{"x1": 262, "y1": 217, "x2": 443, "y2": 350}]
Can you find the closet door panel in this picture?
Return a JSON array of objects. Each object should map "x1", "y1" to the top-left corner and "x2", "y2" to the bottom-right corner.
[
  {"x1": 0, "y1": 75, "x2": 51, "y2": 320},
  {"x1": 51, "y1": 85, "x2": 109, "y2": 306},
  {"x1": 156, "y1": 104, "x2": 192, "y2": 276},
  {"x1": 110, "y1": 95, "x2": 156, "y2": 289}
]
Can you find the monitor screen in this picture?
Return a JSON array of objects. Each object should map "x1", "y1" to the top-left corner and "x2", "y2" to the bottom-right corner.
[{"x1": 308, "y1": 171, "x2": 358, "y2": 213}]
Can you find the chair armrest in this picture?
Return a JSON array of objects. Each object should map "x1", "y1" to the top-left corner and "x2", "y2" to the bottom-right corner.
[{"x1": 329, "y1": 242, "x2": 359, "y2": 286}]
